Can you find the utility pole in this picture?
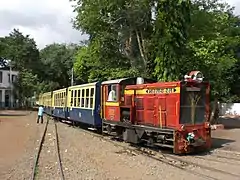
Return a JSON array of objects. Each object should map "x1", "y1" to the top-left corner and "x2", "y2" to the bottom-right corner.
[
  {"x1": 9, "y1": 62, "x2": 12, "y2": 108},
  {"x1": 71, "y1": 67, "x2": 74, "y2": 86}
]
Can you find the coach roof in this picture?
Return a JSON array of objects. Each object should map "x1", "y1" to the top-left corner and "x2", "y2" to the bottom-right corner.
[{"x1": 68, "y1": 81, "x2": 100, "y2": 89}]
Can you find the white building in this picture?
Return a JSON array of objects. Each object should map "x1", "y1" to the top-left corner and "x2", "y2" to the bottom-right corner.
[{"x1": 0, "y1": 67, "x2": 18, "y2": 108}]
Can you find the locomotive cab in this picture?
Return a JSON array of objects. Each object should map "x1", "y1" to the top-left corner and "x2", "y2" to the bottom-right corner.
[{"x1": 101, "y1": 77, "x2": 156, "y2": 134}]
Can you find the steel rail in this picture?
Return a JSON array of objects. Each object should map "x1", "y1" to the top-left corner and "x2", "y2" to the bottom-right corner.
[
  {"x1": 54, "y1": 120, "x2": 65, "y2": 180},
  {"x1": 30, "y1": 117, "x2": 49, "y2": 180},
  {"x1": 30, "y1": 117, "x2": 65, "y2": 180}
]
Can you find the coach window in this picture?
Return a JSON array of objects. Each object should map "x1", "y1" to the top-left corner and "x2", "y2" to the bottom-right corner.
[
  {"x1": 90, "y1": 88, "x2": 94, "y2": 108},
  {"x1": 81, "y1": 89, "x2": 85, "y2": 107},
  {"x1": 54, "y1": 95, "x2": 56, "y2": 106},
  {"x1": 63, "y1": 92, "x2": 66, "y2": 106},
  {"x1": 107, "y1": 84, "x2": 118, "y2": 102},
  {"x1": 60, "y1": 93, "x2": 62, "y2": 106},
  {"x1": 77, "y1": 90, "x2": 81, "y2": 107},
  {"x1": 57, "y1": 93, "x2": 61, "y2": 106},
  {"x1": 58, "y1": 93, "x2": 60, "y2": 106},
  {"x1": 85, "y1": 88, "x2": 89, "y2": 108},
  {"x1": 62, "y1": 92, "x2": 64, "y2": 105},
  {"x1": 74, "y1": 90, "x2": 77, "y2": 107},
  {"x1": 57, "y1": 94, "x2": 59, "y2": 106},
  {"x1": 56, "y1": 94, "x2": 58, "y2": 106},
  {"x1": 62, "y1": 92, "x2": 64, "y2": 106},
  {"x1": 71, "y1": 90, "x2": 74, "y2": 107},
  {"x1": 58, "y1": 94, "x2": 60, "y2": 106}
]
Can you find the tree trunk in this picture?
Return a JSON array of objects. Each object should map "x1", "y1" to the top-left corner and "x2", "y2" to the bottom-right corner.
[
  {"x1": 135, "y1": 30, "x2": 147, "y2": 70},
  {"x1": 209, "y1": 98, "x2": 219, "y2": 124}
]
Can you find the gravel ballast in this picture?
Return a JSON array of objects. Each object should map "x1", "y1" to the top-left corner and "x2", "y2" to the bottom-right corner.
[{"x1": 1, "y1": 111, "x2": 240, "y2": 180}]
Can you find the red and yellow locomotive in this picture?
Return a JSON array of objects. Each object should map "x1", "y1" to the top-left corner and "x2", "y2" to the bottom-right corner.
[{"x1": 101, "y1": 71, "x2": 211, "y2": 154}]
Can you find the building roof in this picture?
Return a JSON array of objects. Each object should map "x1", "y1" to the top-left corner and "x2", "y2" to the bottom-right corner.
[{"x1": 0, "y1": 66, "x2": 18, "y2": 72}]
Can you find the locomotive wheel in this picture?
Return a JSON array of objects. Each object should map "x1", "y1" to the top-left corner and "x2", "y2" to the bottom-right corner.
[{"x1": 146, "y1": 137, "x2": 154, "y2": 147}]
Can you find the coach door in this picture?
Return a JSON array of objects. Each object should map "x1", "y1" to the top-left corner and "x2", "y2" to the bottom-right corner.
[{"x1": 157, "y1": 97, "x2": 167, "y2": 128}]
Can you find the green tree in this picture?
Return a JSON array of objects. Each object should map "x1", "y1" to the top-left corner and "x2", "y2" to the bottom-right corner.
[
  {"x1": 0, "y1": 29, "x2": 41, "y2": 105},
  {"x1": 0, "y1": 29, "x2": 40, "y2": 71},
  {"x1": 40, "y1": 43, "x2": 80, "y2": 89},
  {"x1": 186, "y1": 0, "x2": 240, "y2": 123},
  {"x1": 153, "y1": 0, "x2": 191, "y2": 81},
  {"x1": 72, "y1": 0, "x2": 157, "y2": 78},
  {"x1": 13, "y1": 69, "x2": 39, "y2": 105}
]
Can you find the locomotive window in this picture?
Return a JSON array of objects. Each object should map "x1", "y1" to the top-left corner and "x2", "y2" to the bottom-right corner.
[
  {"x1": 107, "y1": 84, "x2": 118, "y2": 102},
  {"x1": 90, "y1": 88, "x2": 94, "y2": 108},
  {"x1": 121, "y1": 85, "x2": 126, "y2": 96},
  {"x1": 81, "y1": 89, "x2": 85, "y2": 107}
]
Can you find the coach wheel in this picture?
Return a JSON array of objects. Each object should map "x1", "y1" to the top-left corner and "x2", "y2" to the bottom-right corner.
[{"x1": 106, "y1": 125, "x2": 112, "y2": 134}]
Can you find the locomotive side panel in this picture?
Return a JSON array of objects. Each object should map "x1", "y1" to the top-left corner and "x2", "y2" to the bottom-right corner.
[
  {"x1": 164, "y1": 93, "x2": 180, "y2": 127},
  {"x1": 128, "y1": 84, "x2": 181, "y2": 128}
]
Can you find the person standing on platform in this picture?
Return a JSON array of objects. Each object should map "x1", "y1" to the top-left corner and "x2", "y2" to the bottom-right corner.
[{"x1": 37, "y1": 105, "x2": 44, "y2": 124}]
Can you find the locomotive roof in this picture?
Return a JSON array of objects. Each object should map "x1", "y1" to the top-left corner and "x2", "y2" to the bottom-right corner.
[
  {"x1": 102, "y1": 77, "x2": 157, "y2": 85},
  {"x1": 101, "y1": 78, "x2": 130, "y2": 85}
]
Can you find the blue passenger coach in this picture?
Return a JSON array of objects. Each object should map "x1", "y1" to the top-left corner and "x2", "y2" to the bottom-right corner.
[
  {"x1": 67, "y1": 82, "x2": 102, "y2": 127},
  {"x1": 52, "y1": 88, "x2": 68, "y2": 119}
]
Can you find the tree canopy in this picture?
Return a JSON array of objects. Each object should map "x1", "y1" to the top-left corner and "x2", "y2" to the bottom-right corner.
[{"x1": 72, "y1": 0, "x2": 240, "y2": 102}]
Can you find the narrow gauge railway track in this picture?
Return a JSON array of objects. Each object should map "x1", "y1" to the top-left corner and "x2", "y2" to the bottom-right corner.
[
  {"x1": 30, "y1": 117, "x2": 65, "y2": 180},
  {"x1": 60, "y1": 119, "x2": 239, "y2": 180}
]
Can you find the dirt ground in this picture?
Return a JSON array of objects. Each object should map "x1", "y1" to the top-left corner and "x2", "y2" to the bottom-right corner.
[
  {"x1": 211, "y1": 116, "x2": 240, "y2": 152},
  {"x1": 0, "y1": 111, "x2": 240, "y2": 180},
  {"x1": 0, "y1": 111, "x2": 41, "y2": 179}
]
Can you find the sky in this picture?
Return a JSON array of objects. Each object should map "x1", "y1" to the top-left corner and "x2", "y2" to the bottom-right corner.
[{"x1": 0, "y1": 0, "x2": 239, "y2": 49}]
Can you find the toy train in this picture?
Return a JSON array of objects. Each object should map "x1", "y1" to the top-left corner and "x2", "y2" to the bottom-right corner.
[{"x1": 38, "y1": 71, "x2": 211, "y2": 154}]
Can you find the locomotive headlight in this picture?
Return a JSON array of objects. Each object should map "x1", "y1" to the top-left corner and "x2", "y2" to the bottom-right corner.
[
  {"x1": 181, "y1": 125, "x2": 185, "y2": 131},
  {"x1": 205, "y1": 122, "x2": 210, "y2": 128}
]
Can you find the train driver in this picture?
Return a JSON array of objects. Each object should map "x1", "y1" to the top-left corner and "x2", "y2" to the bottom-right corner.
[{"x1": 108, "y1": 85, "x2": 116, "y2": 101}]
